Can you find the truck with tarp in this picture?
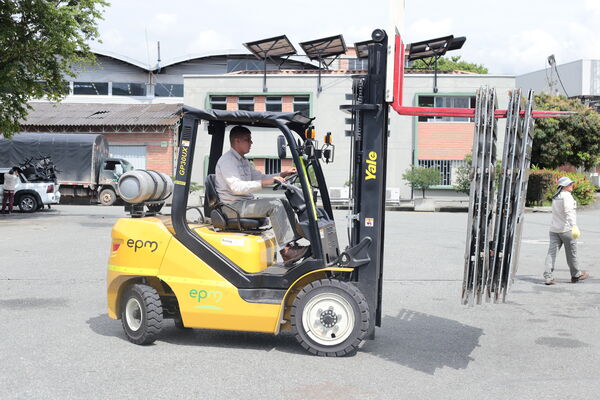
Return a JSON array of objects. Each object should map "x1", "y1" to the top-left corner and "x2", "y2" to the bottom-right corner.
[{"x1": 0, "y1": 133, "x2": 134, "y2": 205}]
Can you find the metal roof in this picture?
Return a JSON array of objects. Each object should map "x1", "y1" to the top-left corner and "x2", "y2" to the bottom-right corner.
[{"x1": 21, "y1": 103, "x2": 183, "y2": 127}]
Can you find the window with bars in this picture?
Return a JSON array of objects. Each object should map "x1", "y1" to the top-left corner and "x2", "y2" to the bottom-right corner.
[
  {"x1": 418, "y1": 95, "x2": 476, "y2": 122},
  {"x1": 418, "y1": 159, "x2": 467, "y2": 186},
  {"x1": 238, "y1": 96, "x2": 254, "y2": 111},
  {"x1": 266, "y1": 96, "x2": 282, "y2": 112},
  {"x1": 210, "y1": 96, "x2": 227, "y2": 110},
  {"x1": 264, "y1": 158, "x2": 281, "y2": 175},
  {"x1": 293, "y1": 96, "x2": 310, "y2": 115}
]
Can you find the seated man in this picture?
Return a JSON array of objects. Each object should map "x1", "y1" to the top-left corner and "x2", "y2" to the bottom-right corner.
[{"x1": 215, "y1": 126, "x2": 307, "y2": 263}]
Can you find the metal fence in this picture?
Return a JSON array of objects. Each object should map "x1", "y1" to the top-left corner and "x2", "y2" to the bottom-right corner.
[{"x1": 418, "y1": 159, "x2": 467, "y2": 186}]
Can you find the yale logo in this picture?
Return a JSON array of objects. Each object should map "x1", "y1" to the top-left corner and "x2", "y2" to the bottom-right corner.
[
  {"x1": 127, "y1": 239, "x2": 158, "y2": 252},
  {"x1": 178, "y1": 146, "x2": 188, "y2": 176},
  {"x1": 365, "y1": 151, "x2": 377, "y2": 180}
]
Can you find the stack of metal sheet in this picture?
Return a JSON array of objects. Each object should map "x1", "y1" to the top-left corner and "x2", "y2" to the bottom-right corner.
[{"x1": 462, "y1": 88, "x2": 536, "y2": 305}]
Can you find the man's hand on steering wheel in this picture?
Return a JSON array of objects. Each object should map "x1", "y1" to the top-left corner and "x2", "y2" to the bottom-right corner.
[
  {"x1": 280, "y1": 167, "x2": 296, "y2": 178},
  {"x1": 272, "y1": 173, "x2": 299, "y2": 190}
]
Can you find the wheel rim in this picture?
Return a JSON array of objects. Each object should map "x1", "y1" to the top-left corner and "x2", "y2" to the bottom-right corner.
[
  {"x1": 302, "y1": 292, "x2": 355, "y2": 346},
  {"x1": 101, "y1": 192, "x2": 113, "y2": 204},
  {"x1": 125, "y1": 298, "x2": 143, "y2": 331},
  {"x1": 21, "y1": 197, "x2": 34, "y2": 211}
]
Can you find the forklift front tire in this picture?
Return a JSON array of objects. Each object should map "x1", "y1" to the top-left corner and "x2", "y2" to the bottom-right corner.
[
  {"x1": 291, "y1": 279, "x2": 369, "y2": 357},
  {"x1": 121, "y1": 284, "x2": 163, "y2": 345}
]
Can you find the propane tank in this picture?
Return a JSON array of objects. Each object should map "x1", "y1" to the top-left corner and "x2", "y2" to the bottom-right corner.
[{"x1": 118, "y1": 170, "x2": 173, "y2": 204}]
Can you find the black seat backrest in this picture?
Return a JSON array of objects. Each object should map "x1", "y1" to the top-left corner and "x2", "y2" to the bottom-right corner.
[
  {"x1": 204, "y1": 174, "x2": 220, "y2": 216},
  {"x1": 203, "y1": 173, "x2": 268, "y2": 232}
]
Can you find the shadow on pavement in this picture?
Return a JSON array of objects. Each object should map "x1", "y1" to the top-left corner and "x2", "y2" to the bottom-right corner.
[
  {"x1": 364, "y1": 308, "x2": 484, "y2": 374},
  {"x1": 86, "y1": 313, "x2": 305, "y2": 353}
]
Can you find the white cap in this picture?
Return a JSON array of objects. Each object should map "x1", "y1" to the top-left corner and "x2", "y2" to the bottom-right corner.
[{"x1": 557, "y1": 176, "x2": 575, "y2": 187}]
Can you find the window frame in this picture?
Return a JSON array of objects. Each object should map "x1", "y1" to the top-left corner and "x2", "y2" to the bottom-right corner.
[
  {"x1": 238, "y1": 96, "x2": 255, "y2": 111},
  {"x1": 73, "y1": 82, "x2": 109, "y2": 96},
  {"x1": 112, "y1": 82, "x2": 147, "y2": 97}
]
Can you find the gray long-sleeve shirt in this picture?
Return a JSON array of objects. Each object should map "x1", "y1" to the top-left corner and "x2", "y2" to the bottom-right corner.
[{"x1": 215, "y1": 149, "x2": 276, "y2": 204}]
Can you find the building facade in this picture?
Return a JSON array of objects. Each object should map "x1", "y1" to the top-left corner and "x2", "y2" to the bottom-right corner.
[{"x1": 184, "y1": 72, "x2": 514, "y2": 200}]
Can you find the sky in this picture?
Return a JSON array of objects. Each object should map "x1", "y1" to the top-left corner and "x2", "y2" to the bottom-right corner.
[{"x1": 93, "y1": 0, "x2": 600, "y2": 75}]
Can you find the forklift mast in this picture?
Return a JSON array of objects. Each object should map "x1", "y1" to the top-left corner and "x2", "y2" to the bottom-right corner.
[{"x1": 342, "y1": 30, "x2": 390, "y2": 337}]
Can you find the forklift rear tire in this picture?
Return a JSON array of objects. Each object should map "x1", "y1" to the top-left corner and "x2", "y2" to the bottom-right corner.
[
  {"x1": 291, "y1": 279, "x2": 369, "y2": 357},
  {"x1": 121, "y1": 284, "x2": 163, "y2": 345}
]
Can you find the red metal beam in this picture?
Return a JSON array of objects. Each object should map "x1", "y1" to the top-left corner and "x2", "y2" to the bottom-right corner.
[{"x1": 392, "y1": 106, "x2": 572, "y2": 119}]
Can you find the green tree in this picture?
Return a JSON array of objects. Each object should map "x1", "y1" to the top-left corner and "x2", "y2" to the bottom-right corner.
[
  {"x1": 532, "y1": 93, "x2": 600, "y2": 170},
  {"x1": 0, "y1": 0, "x2": 108, "y2": 138},
  {"x1": 402, "y1": 166, "x2": 441, "y2": 198},
  {"x1": 409, "y1": 56, "x2": 488, "y2": 74}
]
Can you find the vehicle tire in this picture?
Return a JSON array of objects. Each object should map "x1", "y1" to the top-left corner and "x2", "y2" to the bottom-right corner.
[
  {"x1": 18, "y1": 194, "x2": 38, "y2": 213},
  {"x1": 99, "y1": 188, "x2": 117, "y2": 206},
  {"x1": 121, "y1": 284, "x2": 163, "y2": 345},
  {"x1": 290, "y1": 278, "x2": 369, "y2": 357}
]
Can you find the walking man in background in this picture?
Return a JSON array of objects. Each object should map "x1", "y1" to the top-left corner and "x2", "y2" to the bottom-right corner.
[
  {"x1": 543, "y1": 176, "x2": 590, "y2": 285},
  {"x1": 1, "y1": 167, "x2": 20, "y2": 214}
]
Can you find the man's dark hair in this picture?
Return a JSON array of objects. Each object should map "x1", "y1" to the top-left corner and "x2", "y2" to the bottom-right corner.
[{"x1": 229, "y1": 125, "x2": 251, "y2": 145}]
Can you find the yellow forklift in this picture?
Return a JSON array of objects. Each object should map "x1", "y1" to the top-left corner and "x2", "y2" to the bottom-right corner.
[{"x1": 107, "y1": 31, "x2": 391, "y2": 356}]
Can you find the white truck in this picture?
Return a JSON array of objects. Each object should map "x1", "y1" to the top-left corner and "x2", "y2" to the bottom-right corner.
[{"x1": 0, "y1": 168, "x2": 61, "y2": 212}]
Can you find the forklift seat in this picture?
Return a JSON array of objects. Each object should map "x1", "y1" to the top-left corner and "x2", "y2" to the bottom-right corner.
[{"x1": 204, "y1": 174, "x2": 268, "y2": 231}]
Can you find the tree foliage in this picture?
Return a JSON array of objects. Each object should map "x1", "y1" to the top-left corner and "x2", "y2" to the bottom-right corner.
[
  {"x1": 532, "y1": 93, "x2": 600, "y2": 170},
  {"x1": 402, "y1": 166, "x2": 441, "y2": 198},
  {"x1": 0, "y1": 0, "x2": 108, "y2": 138},
  {"x1": 409, "y1": 56, "x2": 488, "y2": 74}
]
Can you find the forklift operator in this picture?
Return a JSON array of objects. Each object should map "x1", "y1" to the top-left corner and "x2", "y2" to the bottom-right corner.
[{"x1": 215, "y1": 125, "x2": 308, "y2": 263}]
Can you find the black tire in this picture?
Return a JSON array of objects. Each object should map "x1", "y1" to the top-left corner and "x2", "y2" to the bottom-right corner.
[
  {"x1": 99, "y1": 188, "x2": 117, "y2": 206},
  {"x1": 291, "y1": 278, "x2": 369, "y2": 357},
  {"x1": 121, "y1": 284, "x2": 163, "y2": 345},
  {"x1": 18, "y1": 194, "x2": 38, "y2": 213}
]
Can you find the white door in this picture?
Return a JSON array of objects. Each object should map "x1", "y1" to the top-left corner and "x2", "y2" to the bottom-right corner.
[{"x1": 109, "y1": 145, "x2": 147, "y2": 170}]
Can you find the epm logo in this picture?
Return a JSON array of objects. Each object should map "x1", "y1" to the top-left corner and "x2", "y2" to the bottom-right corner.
[
  {"x1": 189, "y1": 289, "x2": 223, "y2": 310},
  {"x1": 365, "y1": 151, "x2": 377, "y2": 180},
  {"x1": 127, "y1": 239, "x2": 158, "y2": 252}
]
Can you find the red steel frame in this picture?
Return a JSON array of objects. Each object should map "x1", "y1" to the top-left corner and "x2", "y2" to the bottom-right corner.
[{"x1": 389, "y1": 35, "x2": 567, "y2": 119}]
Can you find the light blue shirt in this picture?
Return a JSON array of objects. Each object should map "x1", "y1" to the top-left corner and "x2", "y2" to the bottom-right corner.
[{"x1": 215, "y1": 149, "x2": 275, "y2": 204}]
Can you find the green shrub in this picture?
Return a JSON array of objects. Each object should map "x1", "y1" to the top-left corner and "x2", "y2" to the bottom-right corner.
[
  {"x1": 402, "y1": 166, "x2": 441, "y2": 199},
  {"x1": 526, "y1": 169, "x2": 596, "y2": 206}
]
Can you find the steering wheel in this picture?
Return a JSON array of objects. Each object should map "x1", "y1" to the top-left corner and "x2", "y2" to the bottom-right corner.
[{"x1": 273, "y1": 173, "x2": 298, "y2": 191}]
